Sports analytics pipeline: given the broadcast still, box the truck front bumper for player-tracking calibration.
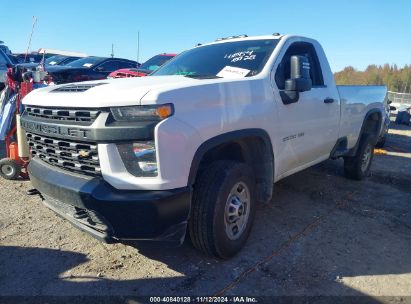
[28,158,191,245]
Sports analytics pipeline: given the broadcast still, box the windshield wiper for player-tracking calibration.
[184,74,222,79]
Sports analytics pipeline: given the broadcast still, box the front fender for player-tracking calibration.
[155,117,203,188]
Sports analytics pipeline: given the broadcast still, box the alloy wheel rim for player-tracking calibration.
[361,144,372,172]
[224,181,251,241]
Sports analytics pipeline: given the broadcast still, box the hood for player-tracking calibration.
[22,75,204,108]
[46,66,96,84]
[46,65,85,73]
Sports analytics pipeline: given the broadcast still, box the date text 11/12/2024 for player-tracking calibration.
[149,296,258,303]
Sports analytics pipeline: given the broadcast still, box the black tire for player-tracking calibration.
[344,135,374,180]
[375,134,386,148]
[0,158,21,180]
[189,160,256,259]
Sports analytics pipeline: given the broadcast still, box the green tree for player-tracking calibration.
[334,64,411,92]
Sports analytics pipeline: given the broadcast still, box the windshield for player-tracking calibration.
[45,55,66,65]
[7,55,18,64]
[140,55,174,71]
[0,45,11,55]
[66,57,105,68]
[153,39,278,78]
[0,49,11,64]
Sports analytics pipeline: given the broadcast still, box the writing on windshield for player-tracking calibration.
[153,39,278,78]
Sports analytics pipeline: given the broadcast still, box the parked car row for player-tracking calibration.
[16,54,86,70]
[24,53,175,84]
[1,38,176,87]
[0,49,13,90]
[108,53,176,78]
[1,50,175,87]
[43,56,138,84]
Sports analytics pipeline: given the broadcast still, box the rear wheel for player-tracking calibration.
[344,135,374,180]
[189,160,256,259]
[375,134,386,148]
[0,158,21,180]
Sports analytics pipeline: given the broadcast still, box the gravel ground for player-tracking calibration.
[0,123,410,301]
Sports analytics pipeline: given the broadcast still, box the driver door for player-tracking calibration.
[271,41,340,177]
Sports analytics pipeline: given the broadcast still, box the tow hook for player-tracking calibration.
[26,188,40,196]
[26,188,44,200]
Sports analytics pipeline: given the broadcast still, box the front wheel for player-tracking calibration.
[189,161,256,259]
[344,135,375,180]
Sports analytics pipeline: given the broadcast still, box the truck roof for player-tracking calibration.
[200,34,284,47]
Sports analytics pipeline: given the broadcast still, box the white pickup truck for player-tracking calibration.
[20,34,387,258]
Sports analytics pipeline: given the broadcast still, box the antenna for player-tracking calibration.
[137,31,140,64]
[111,43,114,58]
[25,16,38,63]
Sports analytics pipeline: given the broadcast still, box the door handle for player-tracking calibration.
[324,98,335,104]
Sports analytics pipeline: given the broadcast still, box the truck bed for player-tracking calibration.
[337,85,387,148]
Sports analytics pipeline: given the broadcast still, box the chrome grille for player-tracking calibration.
[25,106,100,123]
[26,133,101,176]
[52,83,107,92]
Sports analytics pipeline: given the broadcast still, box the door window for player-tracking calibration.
[275,42,324,90]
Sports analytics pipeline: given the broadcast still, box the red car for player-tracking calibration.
[108,53,176,78]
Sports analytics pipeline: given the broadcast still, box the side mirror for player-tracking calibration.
[96,66,104,72]
[280,55,313,104]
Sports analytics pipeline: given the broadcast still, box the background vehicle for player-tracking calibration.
[21,34,386,259]
[390,102,411,115]
[0,49,13,90]
[7,55,19,65]
[0,41,12,55]
[15,55,84,72]
[13,53,46,64]
[47,56,138,84]
[395,105,411,125]
[108,53,175,78]
[45,55,83,66]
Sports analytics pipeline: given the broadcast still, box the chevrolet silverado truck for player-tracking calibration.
[21,34,387,258]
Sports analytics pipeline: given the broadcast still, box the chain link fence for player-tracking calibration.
[388,91,411,105]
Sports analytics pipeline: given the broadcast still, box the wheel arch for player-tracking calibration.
[347,108,383,157]
[187,129,274,204]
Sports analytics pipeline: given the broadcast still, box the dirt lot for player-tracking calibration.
[1,123,410,301]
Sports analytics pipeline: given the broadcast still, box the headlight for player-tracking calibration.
[111,104,174,121]
[117,141,158,177]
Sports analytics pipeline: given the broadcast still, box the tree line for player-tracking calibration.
[334,64,411,93]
